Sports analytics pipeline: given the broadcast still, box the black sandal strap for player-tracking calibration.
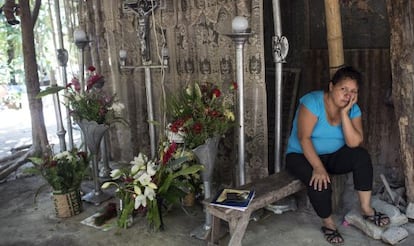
[321,226,344,244]
[363,209,390,227]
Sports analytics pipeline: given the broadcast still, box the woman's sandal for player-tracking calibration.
[363,209,390,227]
[321,226,344,245]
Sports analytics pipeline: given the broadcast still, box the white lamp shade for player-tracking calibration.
[119,49,127,59]
[232,16,249,33]
[74,29,87,42]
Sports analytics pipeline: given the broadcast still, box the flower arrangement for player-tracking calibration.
[102,142,203,230]
[28,148,89,193]
[167,82,236,149]
[37,66,126,125]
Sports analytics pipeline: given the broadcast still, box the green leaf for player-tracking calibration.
[36,86,66,98]
[158,174,174,195]
[172,164,204,179]
[168,156,190,167]
[28,157,44,165]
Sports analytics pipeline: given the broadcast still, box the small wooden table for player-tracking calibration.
[205,171,305,246]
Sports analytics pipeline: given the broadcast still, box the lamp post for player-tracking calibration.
[74,29,89,94]
[53,52,67,152]
[54,0,72,150]
[226,16,252,187]
[74,28,89,155]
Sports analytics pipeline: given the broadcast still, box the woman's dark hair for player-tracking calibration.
[331,66,362,87]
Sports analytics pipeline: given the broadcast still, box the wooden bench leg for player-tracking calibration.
[210,215,221,245]
[228,212,251,246]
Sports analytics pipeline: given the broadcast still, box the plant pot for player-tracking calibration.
[182,192,195,207]
[52,189,82,218]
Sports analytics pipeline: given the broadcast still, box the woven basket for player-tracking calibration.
[52,189,82,218]
[182,192,195,207]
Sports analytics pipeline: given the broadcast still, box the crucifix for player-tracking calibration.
[122,0,167,159]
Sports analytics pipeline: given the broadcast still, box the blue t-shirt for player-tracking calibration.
[286,90,361,155]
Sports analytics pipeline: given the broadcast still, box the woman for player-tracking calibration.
[285,66,390,244]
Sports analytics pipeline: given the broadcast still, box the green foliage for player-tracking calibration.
[167,82,236,149]
[0,2,56,85]
[28,148,90,193]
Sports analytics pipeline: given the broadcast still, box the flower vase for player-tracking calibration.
[190,136,220,238]
[52,188,82,218]
[77,119,112,205]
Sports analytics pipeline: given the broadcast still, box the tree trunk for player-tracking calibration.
[19,0,49,156]
[386,0,414,205]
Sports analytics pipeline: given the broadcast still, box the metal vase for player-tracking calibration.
[190,136,220,239]
[77,119,112,205]
[77,119,108,155]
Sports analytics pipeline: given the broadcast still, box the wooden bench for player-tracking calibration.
[205,170,305,246]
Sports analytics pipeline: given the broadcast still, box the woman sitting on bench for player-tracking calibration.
[285,66,390,244]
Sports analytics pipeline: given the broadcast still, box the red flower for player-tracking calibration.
[87,74,104,90]
[212,88,221,98]
[162,142,178,164]
[170,118,187,133]
[124,177,134,183]
[88,66,96,72]
[208,110,220,117]
[71,77,81,92]
[192,122,203,134]
[77,151,88,160]
[230,81,238,90]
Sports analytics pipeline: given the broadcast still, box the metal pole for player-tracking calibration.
[99,135,111,178]
[144,67,156,159]
[226,33,251,186]
[78,47,87,153]
[235,41,246,186]
[50,72,66,152]
[54,0,73,149]
[272,0,289,173]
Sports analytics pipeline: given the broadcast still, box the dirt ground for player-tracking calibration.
[2,172,413,246]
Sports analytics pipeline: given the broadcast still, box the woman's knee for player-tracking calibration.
[307,186,333,218]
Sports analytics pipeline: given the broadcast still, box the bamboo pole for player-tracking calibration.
[324,0,344,77]
[324,0,345,212]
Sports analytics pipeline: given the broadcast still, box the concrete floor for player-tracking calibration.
[2,174,413,246]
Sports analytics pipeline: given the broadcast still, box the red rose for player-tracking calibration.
[87,75,104,90]
[209,110,220,117]
[212,88,221,98]
[71,77,81,92]
[192,122,203,134]
[230,81,238,90]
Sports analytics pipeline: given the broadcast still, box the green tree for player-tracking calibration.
[0,0,49,180]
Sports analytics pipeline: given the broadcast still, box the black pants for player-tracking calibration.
[286,146,373,218]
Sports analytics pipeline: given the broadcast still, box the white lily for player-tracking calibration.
[138,172,152,186]
[147,182,157,190]
[146,160,157,176]
[134,185,142,195]
[144,186,156,201]
[134,194,147,209]
[132,170,145,180]
[110,169,122,179]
